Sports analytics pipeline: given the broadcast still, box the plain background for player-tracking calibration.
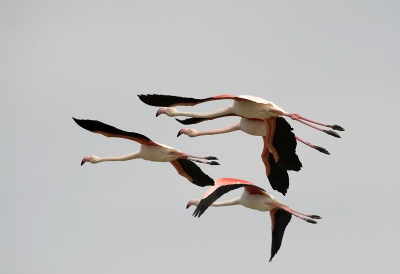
[1,1,399,273]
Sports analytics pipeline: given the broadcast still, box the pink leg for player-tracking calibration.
[288,113,344,138]
[269,108,344,138]
[288,114,341,138]
[266,203,321,224]
[292,114,344,131]
[286,207,321,219]
[295,136,330,155]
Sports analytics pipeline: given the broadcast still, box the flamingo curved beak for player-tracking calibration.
[81,156,90,166]
[156,107,167,117]
[177,129,183,137]
[186,199,196,209]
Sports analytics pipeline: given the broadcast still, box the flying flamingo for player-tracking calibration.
[186,177,321,261]
[177,117,330,155]
[73,118,219,187]
[177,117,330,195]
[138,94,344,173]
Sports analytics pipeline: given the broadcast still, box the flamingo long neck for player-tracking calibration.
[195,123,240,136]
[174,105,233,118]
[99,151,141,162]
[210,197,240,207]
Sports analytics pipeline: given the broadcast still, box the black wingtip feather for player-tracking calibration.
[175,117,209,125]
[267,153,289,196]
[73,117,153,142]
[138,94,204,107]
[270,209,292,262]
[177,159,215,187]
[273,118,302,172]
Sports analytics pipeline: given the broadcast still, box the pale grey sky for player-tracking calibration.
[1,1,399,273]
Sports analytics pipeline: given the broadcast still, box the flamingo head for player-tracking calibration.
[156,107,178,117]
[186,199,200,209]
[81,155,101,165]
[177,128,198,137]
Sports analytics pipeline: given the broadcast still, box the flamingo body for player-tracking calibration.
[137,144,181,162]
[230,97,282,119]
[238,118,266,136]
[239,190,277,211]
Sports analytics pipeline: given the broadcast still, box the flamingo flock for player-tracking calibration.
[74,93,344,262]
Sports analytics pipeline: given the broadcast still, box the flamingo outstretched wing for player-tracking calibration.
[73,118,157,146]
[138,94,241,107]
[191,178,265,218]
[261,117,302,195]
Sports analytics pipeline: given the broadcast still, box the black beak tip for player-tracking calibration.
[81,160,85,166]
[177,131,182,137]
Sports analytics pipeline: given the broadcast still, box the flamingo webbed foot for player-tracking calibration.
[209,161,220,165]
[313,146,330,155]
[309,215,321,219]
[306,219,317,224]
[330,124,345,131]
[205,156,218,160]
[323,130,341,138]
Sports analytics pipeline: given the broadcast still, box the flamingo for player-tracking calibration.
[177,117,330,195]
[177,117,330,155]
[138,94,344,169]
[73,118,219,187]
[186,177,321,261]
